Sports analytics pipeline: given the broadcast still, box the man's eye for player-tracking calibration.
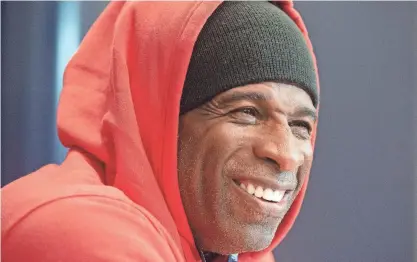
[238,107,258,116]
[289,120,312,139]
[229,107,259,124]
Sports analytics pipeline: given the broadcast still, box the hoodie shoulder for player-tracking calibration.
[1,192,184,262]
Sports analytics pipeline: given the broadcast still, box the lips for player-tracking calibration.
[230,181,290,220]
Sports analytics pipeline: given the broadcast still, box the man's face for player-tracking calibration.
[177,82,316,255]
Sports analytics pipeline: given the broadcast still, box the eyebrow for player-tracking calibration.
[218,91,317,122]
[293,106,317,122]
[218,91,271,105]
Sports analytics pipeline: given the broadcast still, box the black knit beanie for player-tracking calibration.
[180,1,318,115]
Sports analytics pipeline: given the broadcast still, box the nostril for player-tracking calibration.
[265,157,277,165]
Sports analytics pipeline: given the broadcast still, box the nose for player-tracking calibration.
[253,129,303,171]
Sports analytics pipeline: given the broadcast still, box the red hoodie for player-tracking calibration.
[1,1,319,261]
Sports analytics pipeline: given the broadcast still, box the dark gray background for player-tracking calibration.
[274,2,417,262]
[2,2,416,261]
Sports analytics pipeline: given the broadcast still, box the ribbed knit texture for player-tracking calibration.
[180,1,318,114]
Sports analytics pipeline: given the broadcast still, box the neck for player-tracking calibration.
[198,249,238,262]
[198,249,217,262]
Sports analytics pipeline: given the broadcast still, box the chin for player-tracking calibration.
[201,224,277,255]
[239,227,276,253]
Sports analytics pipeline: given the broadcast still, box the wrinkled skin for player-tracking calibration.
[178,82,316,255]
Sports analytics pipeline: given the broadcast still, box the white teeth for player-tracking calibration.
[239,182,286,203]
[272,190,285,202]
[262,188,274,201]
[247,183,255,195]
[254,186,264,198]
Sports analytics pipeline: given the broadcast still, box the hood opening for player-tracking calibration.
[57,1,319,261]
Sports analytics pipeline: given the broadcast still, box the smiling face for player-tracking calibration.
[177,82,316,255]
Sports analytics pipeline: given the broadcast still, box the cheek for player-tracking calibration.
[291,141,313,198]
[177,122,240,236]
[177,122,231,197]
[294,138,314,163]
[298,158,312,184]
[198,126,237,188]
[303,141,314,158]
[293,150,313,199]
[177,121,202,195]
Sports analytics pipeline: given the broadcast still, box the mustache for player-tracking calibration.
[274,171,298,185]
[230,163,298,186]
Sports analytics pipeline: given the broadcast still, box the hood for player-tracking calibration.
[57,1,320,261]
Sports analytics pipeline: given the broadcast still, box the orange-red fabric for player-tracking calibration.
[1,1,320,262]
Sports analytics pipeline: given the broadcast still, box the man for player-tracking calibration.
[2,1,319,262]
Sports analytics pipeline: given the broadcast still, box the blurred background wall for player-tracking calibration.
[1,2,416,261]
[2,1,107,184]
[274,2,417,262]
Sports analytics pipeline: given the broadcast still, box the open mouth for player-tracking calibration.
[233,179,290,203]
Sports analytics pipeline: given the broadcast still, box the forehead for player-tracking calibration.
[216,82,315,109]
